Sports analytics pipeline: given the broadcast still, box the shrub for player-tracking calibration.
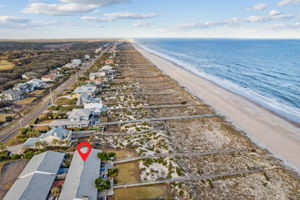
[95,178,110,191]
[0,150,11,161]
[5,116,13,122]
[11,154,21,160]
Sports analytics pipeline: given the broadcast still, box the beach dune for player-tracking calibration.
[133,43,300,172]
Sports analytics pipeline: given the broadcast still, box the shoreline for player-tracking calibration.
[133,42,300,172]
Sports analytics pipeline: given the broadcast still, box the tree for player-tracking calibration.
[34,141,42,149]
[52,139,59,146]
[51,187,60,199]
[5,116,13,122]
[95,177,110,191]
[0,142,6,151]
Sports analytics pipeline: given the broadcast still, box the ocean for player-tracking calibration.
[136,38,300,124]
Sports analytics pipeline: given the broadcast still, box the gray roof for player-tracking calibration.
[49,119,90,128]
[76,93,98,106]
[40,127,69,140]
[4,151,65,200]
[68,109,92,119]
[59,149,101,200]
[73,86,96,94]
[23,137,40,147]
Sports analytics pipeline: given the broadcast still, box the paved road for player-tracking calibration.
[113,168,262,189]
[0,46,110,142]
[113,148,245,164]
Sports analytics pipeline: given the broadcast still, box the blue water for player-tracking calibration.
[136,39,300,124]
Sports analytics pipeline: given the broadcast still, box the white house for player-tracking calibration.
[0,89,23,102]
[27,78,48,89]
[72,59,82,66]
[76,93,99,106]
[73,86,97,95]
[84,55,91,60]
[68,109,92,122]
[89,72,105,80]
[22,72,38,80]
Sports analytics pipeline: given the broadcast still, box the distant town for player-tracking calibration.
[0,40,299,200]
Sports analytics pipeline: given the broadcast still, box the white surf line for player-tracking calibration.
[18,171,56,179]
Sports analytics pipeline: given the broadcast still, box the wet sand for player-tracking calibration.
[133,42,300,172]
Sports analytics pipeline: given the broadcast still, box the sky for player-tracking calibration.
[0,0,300,39]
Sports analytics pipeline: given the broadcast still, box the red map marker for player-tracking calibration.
[77,142,92,162]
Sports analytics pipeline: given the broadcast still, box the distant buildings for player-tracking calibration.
[72,59,82,66]
[105,59,113,65]
[84,55,91,60]
[59,148,101,200]
[41,74,57,82]
[22,72,38,80]
[0,89,23,102]
[4,151,65,200]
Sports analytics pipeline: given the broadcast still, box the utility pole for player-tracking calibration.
[49,87,54,105]
[75,69,78,82]
[19,120,22,128]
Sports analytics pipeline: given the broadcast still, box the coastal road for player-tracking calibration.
[0,46,111,143]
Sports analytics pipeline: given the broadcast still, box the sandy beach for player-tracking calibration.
[133,42,300,172]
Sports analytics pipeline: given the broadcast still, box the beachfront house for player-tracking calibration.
[0,89,23,102]
[58,149,102,200]
[22,127,73,149]
[49,109,94,128]
[4,151,65,200]
[85,78,104,87]
[76,93,98,106]
[73,85,97,96]
[89,72,106,80]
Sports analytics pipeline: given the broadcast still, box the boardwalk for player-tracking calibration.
[109,104,194,111]
[98,113,217,126]
[113,148,245,164]
[114,168,261,189]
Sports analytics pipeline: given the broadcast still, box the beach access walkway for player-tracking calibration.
[97,113,218,126]
[113,148,246,164]
[113,168,262,189]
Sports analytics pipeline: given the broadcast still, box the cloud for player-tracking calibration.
[271,22,300,29]
[269,10,281,16]
[23,3,98,15]
[0,4,5,8]
[134,21,153,27]
[23,0,129,16]
[278,0,300,6]
[81,16,111,22]
[60,0,129,6]
[103,12,157,19]
[82,12,157,22]
[247,3,268,11]
[0,16,56,28]
[178,12,295,30]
